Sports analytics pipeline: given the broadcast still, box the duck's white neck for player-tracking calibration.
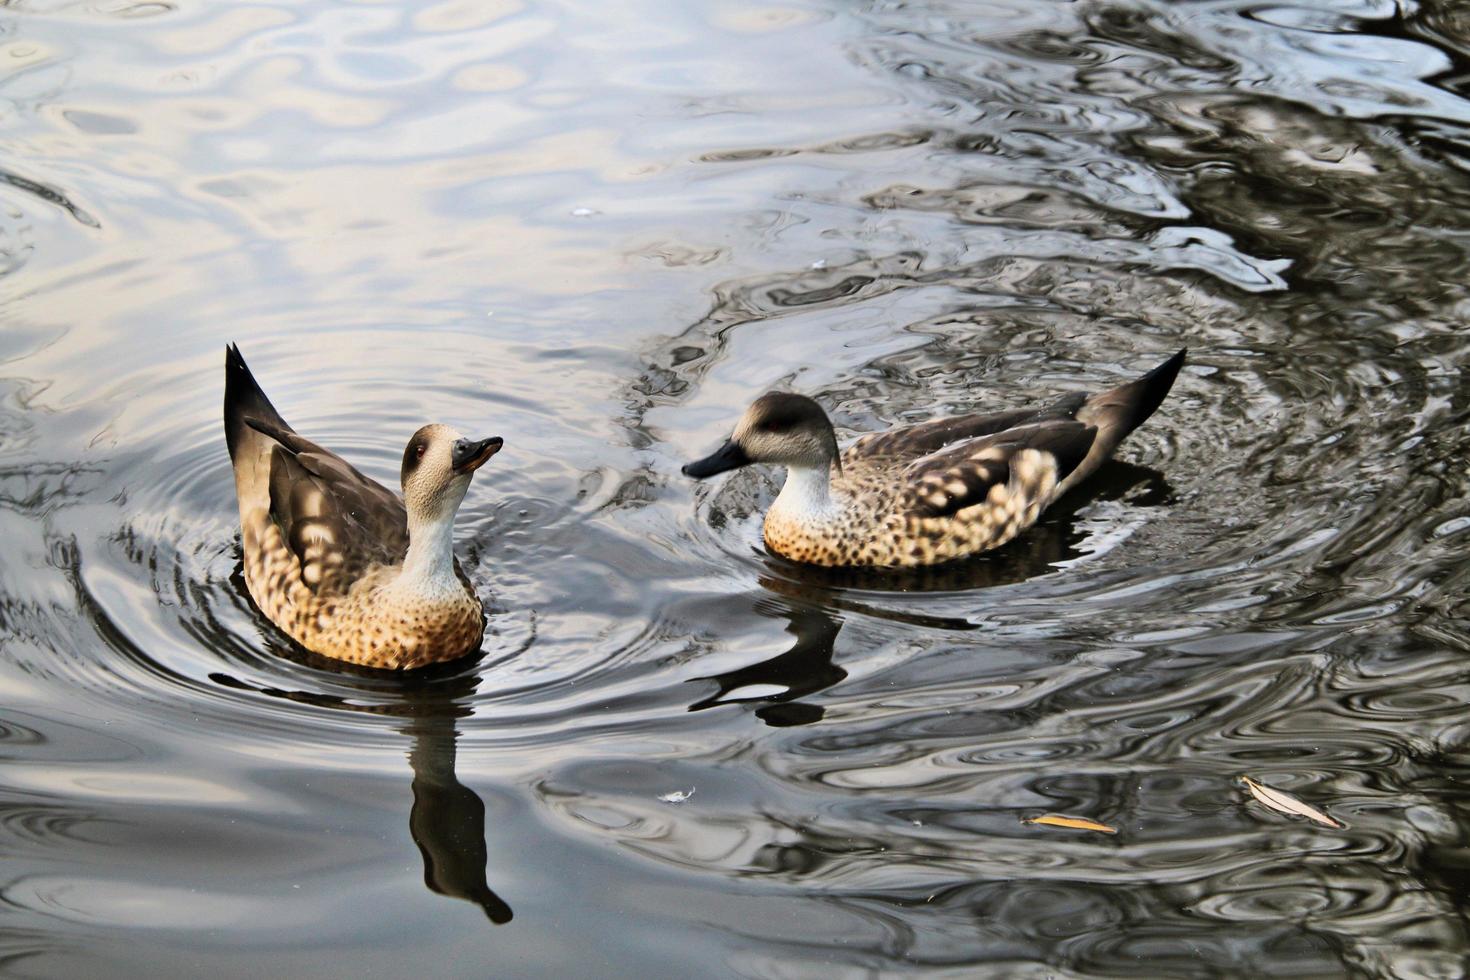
[395,512,462,599]
[772,462,840,524]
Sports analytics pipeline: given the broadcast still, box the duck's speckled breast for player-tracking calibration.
[763,449,1062,568]
[241,507,483,669]
[763,459,893,566]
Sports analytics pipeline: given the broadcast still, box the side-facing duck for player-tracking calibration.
[223,344,501,669]
[682,349,1185,568]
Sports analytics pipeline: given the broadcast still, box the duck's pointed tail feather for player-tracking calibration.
[224,344,290,462]
[1077,348,1186,447]
[1053,348,1184,495]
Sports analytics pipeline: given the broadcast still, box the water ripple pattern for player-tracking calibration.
[0,0,1468,977]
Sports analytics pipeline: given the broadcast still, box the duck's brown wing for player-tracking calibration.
[898,420,1097,519]
[848,394,1087,463]
[247,416,409,594]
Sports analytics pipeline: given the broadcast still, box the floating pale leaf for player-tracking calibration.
[1240,776,1344,829]
[1023,813,1117,834]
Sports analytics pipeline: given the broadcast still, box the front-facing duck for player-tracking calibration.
[682,349,1185,568]
[224,344,501,669]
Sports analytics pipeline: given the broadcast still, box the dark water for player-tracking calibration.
[2,0,1470,976]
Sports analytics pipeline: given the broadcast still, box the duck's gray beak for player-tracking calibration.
[452,436,503,474]
[682,439,750,479]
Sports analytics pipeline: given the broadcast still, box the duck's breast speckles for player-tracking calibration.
[240,511,482,669]
[761,446,1070,568]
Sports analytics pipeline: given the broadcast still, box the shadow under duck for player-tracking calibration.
[224,345,501,669]
[682,349,1185,568]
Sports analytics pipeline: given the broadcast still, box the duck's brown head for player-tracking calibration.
[682,392,838,479]
[400,423,502,523]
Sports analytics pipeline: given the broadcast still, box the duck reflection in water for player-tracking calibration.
[689,597,847,727]
[399,673,512,924]
[211,658,511,924]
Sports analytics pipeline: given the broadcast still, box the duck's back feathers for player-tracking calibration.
[243,414,326,459]
[850,407,1051,462]
[246,413,407,558]
[853,349,1185,493]
[265,440,408,594]
[228,364,411,593]
[898,420,1097,519]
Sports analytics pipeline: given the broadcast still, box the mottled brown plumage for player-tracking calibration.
[224,345,501,669]
[683,350,1186,568]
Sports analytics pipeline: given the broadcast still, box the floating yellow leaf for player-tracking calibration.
[1240,776,1344,829]
[1023,813,1117,834]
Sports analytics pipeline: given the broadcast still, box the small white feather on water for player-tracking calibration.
[1240,775,1344,829]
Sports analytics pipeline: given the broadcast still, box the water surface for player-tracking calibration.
[3,0,1470,976]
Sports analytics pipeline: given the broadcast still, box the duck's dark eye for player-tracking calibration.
[758,418,787,433]
[401,438,430,483]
